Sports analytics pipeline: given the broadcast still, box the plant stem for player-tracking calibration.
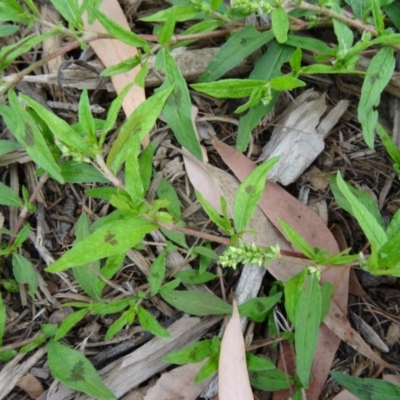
[94,154,125,189]
[296,1,378,36]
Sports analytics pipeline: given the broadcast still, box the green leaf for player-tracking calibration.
[331,371,400,400]
[289,47,302,72]
[237,41,293,152]
[331,3,354,54]
[0,24,19,38]
[149,252,166,296]
[105,309,133,340]
[194,350,219,382]
[46,216,157,273]
[0,182,22,207]
[295,272,321,387]
[384,2,400,31]
[137,306,170,338]
[269,76,306,91]
[13,223,30,249]
[371,0,385,36]
[330,174,385,230]
[173,19,223,48]
[284,269,308,325]
[160,222,188,248]
[12,253,38,299]
[92,8,149,49]
[100,56,141,77]
[47,340,115,400]
[174,270,217,284]
[0,292,5,346]
[157,13,175,45]
[78,89,96,140]
[140,5,199,22]
[163,339,215,364]
[196,191,232,234]
[73,213,102,299]
[358,47,395,148]
[233,158,279,232]
[346,0,371,20]
[279,220,314,259]
[100,83,133,146]
[239,293,282,322]
[97,254,125,293]
[285,35,334,55]
[378,227,400,270]
[20,93,93,158]
[55,308,89,341]
[155,49,203,160]
[387,208,400,239]
[59,161,108,183]
[336,172,387,252]
[125,135,144,203]
[92,298,132,315]
[191,79,266,99]
[135,59,148,87]
[246,352,276,371]
[139,142,155,193]
[192,246,218,260]
[0,350,17,361]
[0,139,21,156]
[0,0,33,24]
[107,85,174,172]
[0,32,54,70]
[157,178,181,219]
[300,64,361,74]
[2,94,63,183]
[271,7,288,43]
[250,368,293,391]
[161,290,232,316]
[51,0,82,28]
[198,26,274,83]
[376,123,400,173]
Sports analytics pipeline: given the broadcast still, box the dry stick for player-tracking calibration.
[296,2,378,37]
[8,173,49,247]
[0,31,113,96]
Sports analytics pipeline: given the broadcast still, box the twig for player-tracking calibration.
[8,173,49,247]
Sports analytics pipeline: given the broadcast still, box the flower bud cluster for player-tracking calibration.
[219,242,280,269]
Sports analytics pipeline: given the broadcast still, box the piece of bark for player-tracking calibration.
[0,347,47,400]
[258,89,349,185]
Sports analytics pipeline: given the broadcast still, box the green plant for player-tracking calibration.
[1,0,400,398]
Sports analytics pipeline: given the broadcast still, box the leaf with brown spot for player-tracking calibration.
[46,216,156,273]
[47,340,115,400]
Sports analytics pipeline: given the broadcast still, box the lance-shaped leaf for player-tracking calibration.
[47,340,115,400]
[198,26,274,83]
[46,216,157,272]
[358,47,395,148]
[233,157,279,232]
[155,49,203,160]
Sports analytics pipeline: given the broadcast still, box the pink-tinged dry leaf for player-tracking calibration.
[219,300,253,400]
[82,0,147,143]
[144,362,212,400]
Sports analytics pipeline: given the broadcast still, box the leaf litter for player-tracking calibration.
[2,1,400,400]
